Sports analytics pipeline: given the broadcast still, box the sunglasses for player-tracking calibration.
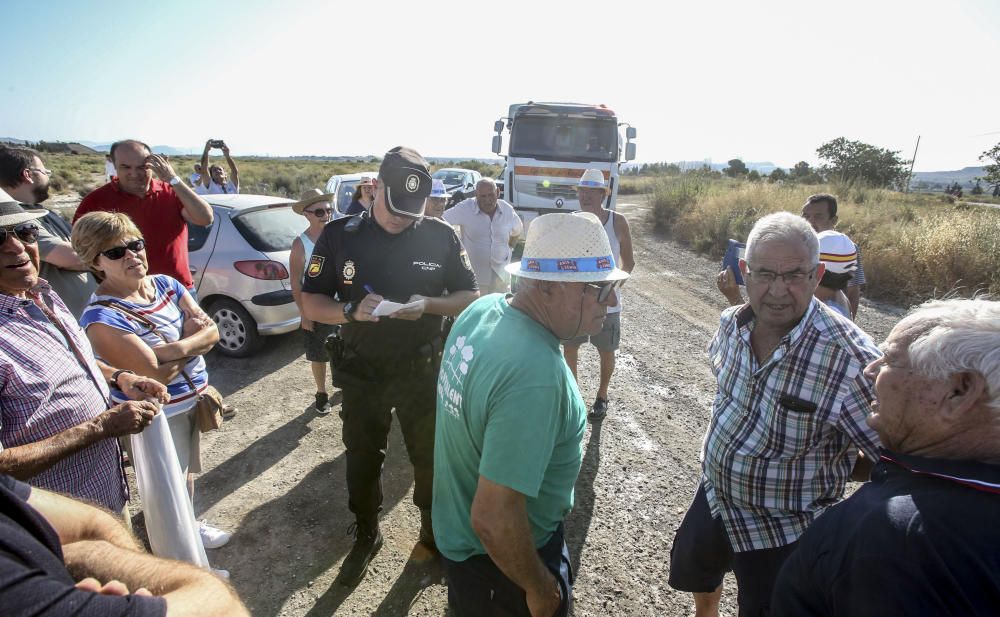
[584,279,623,303]
[101,239,146,260]
[0,223,40,245]
[306,207,333,217]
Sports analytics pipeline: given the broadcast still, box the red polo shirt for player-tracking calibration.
[74,178,194,288]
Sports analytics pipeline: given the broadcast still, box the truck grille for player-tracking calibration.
[533,183,578,200]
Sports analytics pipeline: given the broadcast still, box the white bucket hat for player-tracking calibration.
[505,212,630,282]
[817,230,858,274]
[577,168,609,192]
[429,179,449,200]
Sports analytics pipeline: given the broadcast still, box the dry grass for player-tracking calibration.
[650,177,1000,305]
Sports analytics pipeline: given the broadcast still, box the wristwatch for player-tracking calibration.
[168,176,182,186]
[111,369,135,389]
[343,301,357,323]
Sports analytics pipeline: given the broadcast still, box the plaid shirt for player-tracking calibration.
[0,281,127,512]
[701,298,881,552]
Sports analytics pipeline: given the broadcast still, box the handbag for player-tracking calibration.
[95,299,225,432]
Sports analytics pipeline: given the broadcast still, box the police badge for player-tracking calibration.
[343,260,356,284]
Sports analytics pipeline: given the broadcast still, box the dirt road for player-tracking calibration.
[185,197,902,616]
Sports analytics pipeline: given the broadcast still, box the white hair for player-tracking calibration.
[900,298,1000,411]
[745,212,819,265]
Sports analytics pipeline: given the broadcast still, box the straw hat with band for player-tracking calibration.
[428,179,449,200]
[817,230,858,274]
[506,212,629,283]
[0,192,47,229]
[357,175,377,188]
[292,188,335,215]
[577,168,610,193]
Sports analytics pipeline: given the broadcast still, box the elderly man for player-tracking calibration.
[0,473,248,615]
[0,147,97,317]
[562,169,635,421]
[434,212,628,616]
[800,194,865,317]
[74,140,213,292]
[198,139,240,194]
[773,298,1000,616]
[443,177,522,294]
[668,212,882,617]
[0,198,167,514]
[424,179,449,219]
[302,147,479,587]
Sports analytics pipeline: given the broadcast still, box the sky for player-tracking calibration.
[3,0,999,171]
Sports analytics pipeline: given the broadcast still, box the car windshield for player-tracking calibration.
[433,170,466,185]
[336,180,361,213]
[510,116,618,162]
[231,206,305,252]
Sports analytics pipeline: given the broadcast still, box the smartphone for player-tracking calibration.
[210,139,224,148]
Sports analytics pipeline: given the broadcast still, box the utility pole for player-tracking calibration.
[905,135,920,193]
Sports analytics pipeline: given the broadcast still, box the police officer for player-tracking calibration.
[301,146,479,587]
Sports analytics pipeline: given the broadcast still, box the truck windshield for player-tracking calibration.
[509,116,618,163]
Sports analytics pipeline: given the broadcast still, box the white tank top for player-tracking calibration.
[603,211,623,314]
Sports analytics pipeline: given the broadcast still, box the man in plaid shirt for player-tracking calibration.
[668,212,882,617]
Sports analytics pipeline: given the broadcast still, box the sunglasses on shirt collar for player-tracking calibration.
[0,223,40,245]
[101,239,146,260]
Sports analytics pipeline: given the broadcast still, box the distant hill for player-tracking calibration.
[910,166,986,189]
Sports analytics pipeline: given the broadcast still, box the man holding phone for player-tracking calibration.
[199,139,240,194]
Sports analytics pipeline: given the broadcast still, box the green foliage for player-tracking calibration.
[723,159,748,177]
[747,170,761,182]
[633,162,682,176]
[649,178,709,231]
[979,142,1000,193]
[768,168,788,183]
[816,137,909,189]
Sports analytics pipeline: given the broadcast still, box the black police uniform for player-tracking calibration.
[301,210,477,525]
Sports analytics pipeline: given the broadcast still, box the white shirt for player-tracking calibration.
[205,180,238,194]
[444,198,523,293]
[104,160,116,182]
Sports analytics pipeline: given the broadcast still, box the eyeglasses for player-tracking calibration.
[101,239,146,260]
[306,208,333,217]
[584,279,623,303]
[0,223,40,245]
[745,267,817,286]
[28,167,52,176]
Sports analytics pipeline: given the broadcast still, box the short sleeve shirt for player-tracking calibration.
[442,199,522,290]
[433,294,586,561]
[24,206,96,318]
[300,213,478,358]
[0,475,167,616]
[74,179,194,288]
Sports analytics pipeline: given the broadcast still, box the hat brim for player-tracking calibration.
[292,193,334,215]
[0,206,48,227]
[504,261,630,283]
[385,186,425,219]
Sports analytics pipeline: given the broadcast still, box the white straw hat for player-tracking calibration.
[0,192,47,227]
[505,212,630,282]
[429,179,449,200]
[577,168,609,191]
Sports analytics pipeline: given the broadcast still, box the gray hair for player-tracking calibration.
[745,211,819,265]
[899,298,1000,411]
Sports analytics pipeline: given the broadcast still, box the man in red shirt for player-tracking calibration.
[73,140,213,290]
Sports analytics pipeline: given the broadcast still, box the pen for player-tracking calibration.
[364,284,375,295]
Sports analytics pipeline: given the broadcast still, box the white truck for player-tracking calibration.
[491,101,636,231]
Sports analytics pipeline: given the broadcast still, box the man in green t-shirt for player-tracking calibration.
[433,212,630,617]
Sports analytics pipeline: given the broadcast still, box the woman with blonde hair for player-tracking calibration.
[71,211,233,555]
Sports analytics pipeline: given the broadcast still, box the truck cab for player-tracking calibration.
[492,102,636,231]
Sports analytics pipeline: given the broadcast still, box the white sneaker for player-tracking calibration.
[199,521,232,549]
[211,568,230,579]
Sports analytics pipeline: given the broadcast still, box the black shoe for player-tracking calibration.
[315,392,330,415]
[418,508,437,551]
[588,397,609,422]
[338,520,383,587]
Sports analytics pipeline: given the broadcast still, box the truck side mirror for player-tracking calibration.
[625,142,636,162]
[492,135,503,155]
[626,127,637,140]
[494,120,505,133]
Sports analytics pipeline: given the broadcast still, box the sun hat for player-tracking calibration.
[817,230,858,274]
[428,179,449,200]
[577,168,609,192]
[0,190,47,228]
[379,146,432,219]
[292,188,334,215]
[358,175,376,188]
[505,212,630,282]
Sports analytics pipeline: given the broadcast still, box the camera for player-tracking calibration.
[209,139,225,148]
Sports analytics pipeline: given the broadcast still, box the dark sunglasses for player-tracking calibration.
[101,239,146,260]
[0,223,39,245]
[585,279,623,303]
[306,207,333,217]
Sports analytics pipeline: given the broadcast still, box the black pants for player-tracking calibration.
[443,523,573,617]
[668,484,799,617]
[339,364,437,521]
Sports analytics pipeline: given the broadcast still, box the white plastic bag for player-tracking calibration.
[130,411,210,567]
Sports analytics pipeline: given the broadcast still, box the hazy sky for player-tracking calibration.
[4,0,998,171]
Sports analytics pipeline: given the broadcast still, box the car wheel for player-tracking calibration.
[209,298,262,358]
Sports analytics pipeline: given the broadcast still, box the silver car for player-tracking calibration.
[324,171,379,215]
[188,194,307,357]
